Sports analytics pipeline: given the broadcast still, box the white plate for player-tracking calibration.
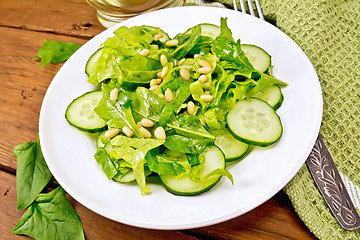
[39,6,322,230]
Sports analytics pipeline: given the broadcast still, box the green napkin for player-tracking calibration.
[186,0,360,239]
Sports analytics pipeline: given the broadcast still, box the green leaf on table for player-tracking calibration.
[34,40,81,66]
[12,187,85,240]
[13,136,52,210]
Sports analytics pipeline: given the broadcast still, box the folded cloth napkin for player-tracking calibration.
[186,0,360,239]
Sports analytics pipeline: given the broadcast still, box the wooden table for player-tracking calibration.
[0,0,317,239]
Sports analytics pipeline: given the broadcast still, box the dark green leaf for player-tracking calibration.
[145,149,186,176]
[186,154,200,167]
[34,40,81,66]
[12,187,85,240]
[211,18,253,69]
[95,81,142,137]
[171,25,201,59]
[13,137,52,210]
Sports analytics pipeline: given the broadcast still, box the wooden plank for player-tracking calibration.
[0,26,88,171]
[0,0,105,39]
[0,170,198,240]
[192,191,316,240]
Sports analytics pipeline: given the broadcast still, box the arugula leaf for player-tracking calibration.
[13,137,52,210]
[95,81,142,137]
[171,25,201,59]
[34,40,81,66]
[106,135,165,195]
[12,187,85,240]
[212,18,253,69]
[145,149,186,176]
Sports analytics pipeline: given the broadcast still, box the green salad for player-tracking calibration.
[65,18,287,195]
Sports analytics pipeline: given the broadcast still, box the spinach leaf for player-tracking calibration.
[106,135,165,195]
[131,87,214,140]
[13,137,52,210]
[212,18,253,69]
[34,40,81,66]
[12,187,85,240]
[145,149,186,176]
[171,25,201,59]
[95,81,142,137]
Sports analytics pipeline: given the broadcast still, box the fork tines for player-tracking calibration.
[233,0,264,20]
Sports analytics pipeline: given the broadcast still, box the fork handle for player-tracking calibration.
[306,134,360,230]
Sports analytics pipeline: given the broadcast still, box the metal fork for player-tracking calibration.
[233,0,360,230]
[233,0,264,20]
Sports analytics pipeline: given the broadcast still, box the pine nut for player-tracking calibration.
[158,93,165,99]
[199,59,211,68]
[160,66,168,79]
[110,88,119,101]
[164,88,173,102]
[105,128,120,139]
[140,49,150,56]
[149,85,159,91]
[187,101,195,115]
[154,127,166,140]
[200,94,213,103]
[177,58,185,66]
[160,54,168,67]
[157,71,162,78]
[180,68,191,80]
[202,81,211,89]
[150,78,162,87]
[165,39,179,47]
[139,126,152,138]
[198,74,208,82]
[141,118,154,128]
[194,54,202,58]
[122,126,133,137]
[137,121,142,128]
[215,56,220,62]
[204,91,210,95]
[153,34,163,41]
[197,66,212,74]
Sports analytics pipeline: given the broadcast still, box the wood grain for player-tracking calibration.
[0,171,197,240]
[0,0,105,39]
[0,26,87,171]
[192,192,316,240]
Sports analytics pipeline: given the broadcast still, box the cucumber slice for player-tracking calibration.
[160,145,225,196]
[241,44,271,73]
[85,48,103,76]
[215,129,250,162]
[227,98,282,147]
[251,85,284,110]
[65,90,107,133]
[113,170,136,183]
[199,23,220,39]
